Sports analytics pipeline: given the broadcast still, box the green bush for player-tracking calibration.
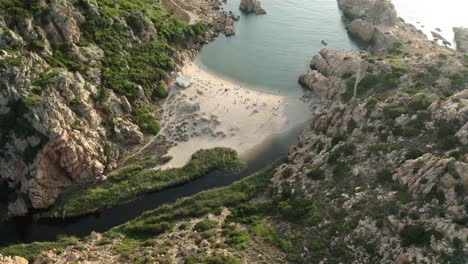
[152,82,169,99]
[383,105,406,119]
[193,219,217,232]
[307,166,325,180]
[21,94,43,107]
[368,144,390,155]
[376,169,393,184]
[404,147,425,160]
[132,104,160,135]
[400,225,442,246]
[203,254,240,264]
[126,13,145,34]
[281,168,293,178]
[28,39,46,51]
[408,95,431,112]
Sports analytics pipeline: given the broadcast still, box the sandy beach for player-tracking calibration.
[158,63,311,169]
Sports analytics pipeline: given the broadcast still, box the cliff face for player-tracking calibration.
[338,0,400,49]
[286,2,468,261]
[0,0,223,218]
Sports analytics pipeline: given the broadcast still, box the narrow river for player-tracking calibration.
[0,124,305,246]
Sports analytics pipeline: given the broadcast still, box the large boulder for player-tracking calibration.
[239,0,266,15]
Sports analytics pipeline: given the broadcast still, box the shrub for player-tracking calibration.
[383,105,406,119]
[331,134,348,146]
[368,144,390,155]
[152,82,169,99]
[203,254,240,264]
[404,147,425,160]
[333,162,351,179]
[132,104,160,135]
[126,13,145,34]
[21,94,43,107]
[29,39,46,51]
[408,95,431,112]
[281,168,293,178]
[395,190,411,203]
[376,169,393,184]
[400,225,442,246]
[307,166,325,180]
[193,219,217,232]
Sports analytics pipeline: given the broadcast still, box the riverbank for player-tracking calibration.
[158,62,311,169]
[39,148,243,219]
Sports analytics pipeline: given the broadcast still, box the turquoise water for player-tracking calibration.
[195,0,359,95]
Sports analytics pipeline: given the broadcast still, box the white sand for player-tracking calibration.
[158,63,311,169]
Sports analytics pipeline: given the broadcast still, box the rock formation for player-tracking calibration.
[0,255,28,264]
[239,0,266,15]
[338,0,399,49]
[0,0,227,218]
[454,27,468,53]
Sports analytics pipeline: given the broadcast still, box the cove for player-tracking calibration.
[0,123,305,246]
[196,0,359,95]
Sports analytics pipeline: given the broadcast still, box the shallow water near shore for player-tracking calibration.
[196,0,359,96]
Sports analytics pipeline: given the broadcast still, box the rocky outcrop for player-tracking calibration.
[0,255,28,264]
[338,0,399,49]
[287,35,467,261]
[239,0,266,15]
[224,17,235,36]
[299,49,368,101]
[454,27,468,53]
[0,0,226,218]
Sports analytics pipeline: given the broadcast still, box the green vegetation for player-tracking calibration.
[328,143,356,163]
[202,254,240,264]
[43,148,244,218]
[343,65,407,102]
[0,236,79,262]
[281,167,293,178]
[306,165,325,180]
[222,223,249,250]
[1,0,209,135]
[21,94,43,107]
[131,104,160,135]
[193,219,218,232]
[400,225,442,246]
[1,159,278,261]
[404,147,425,160]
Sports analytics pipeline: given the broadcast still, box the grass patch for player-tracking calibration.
[0,236,78,262]
[43,148,244,219]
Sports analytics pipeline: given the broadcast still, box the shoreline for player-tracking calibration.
[158,62,311,169]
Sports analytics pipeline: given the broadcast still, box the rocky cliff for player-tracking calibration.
[0,0,226,219]
[338,0,402,50]
[290,2,468,261]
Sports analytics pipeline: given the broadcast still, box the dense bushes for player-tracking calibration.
[307,166,325,180]
[132,104,160,135]
[400,225,442,246]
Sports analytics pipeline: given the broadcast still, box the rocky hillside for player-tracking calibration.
[0,0,229,219]
[0,0,466,263]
